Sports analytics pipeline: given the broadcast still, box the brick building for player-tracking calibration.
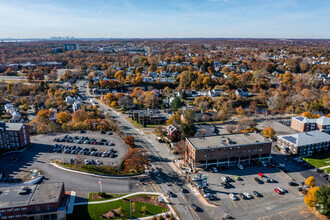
[0,183,67,220]
[0,121,30,150]
[185,133,272,172]
[291,116,330,133]
[131,110,165,126]
[277,130,330,156]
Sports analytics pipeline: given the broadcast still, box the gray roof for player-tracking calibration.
[0,183,64,209]
[5,123,25,131]
[316,116,330,126]
[292,116,317,124]
[278,130,330,147]
[187,133,270,150]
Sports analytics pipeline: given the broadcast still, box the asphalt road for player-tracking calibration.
[78,80,215,220]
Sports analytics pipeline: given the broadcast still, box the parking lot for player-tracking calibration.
[191,163,310,220]
[32,131,128,166]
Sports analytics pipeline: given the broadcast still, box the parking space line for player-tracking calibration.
[230,199,238,208]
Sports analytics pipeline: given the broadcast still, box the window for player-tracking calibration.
[36,206,40,211]
[13,208,20,211]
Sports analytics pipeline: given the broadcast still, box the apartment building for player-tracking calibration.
[291,116,330,133]
[277,130,330,156]
[0,121,30,150]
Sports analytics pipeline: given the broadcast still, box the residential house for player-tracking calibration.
[167,124,181,140]
[235,88,252,97]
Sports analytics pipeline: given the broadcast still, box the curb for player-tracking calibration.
[50,162,148,179]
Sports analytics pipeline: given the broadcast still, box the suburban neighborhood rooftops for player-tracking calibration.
[278,130,330,147]
[187,133,270,150]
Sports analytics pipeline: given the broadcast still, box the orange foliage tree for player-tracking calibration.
[124,135,135,148]
[305,176,316,188]
[123,148,150,173]
[304,187,320,208]
[56,112,72,124]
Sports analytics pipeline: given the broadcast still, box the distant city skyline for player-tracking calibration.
[0,0,329,39]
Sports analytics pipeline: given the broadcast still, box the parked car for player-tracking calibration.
[254,177,262,184]
[289,182,298,186]
[221,176,227,182]
[240,193,247,199]
[229,193,237,201]
[274,188,281,194]
[258,173,264,177]
[237,164,244,170]
[84,159,90,165]
[234,175,242,181]
[96,159,102,165]
[277,187,286,193]
[261,161,267,167]
[211,167,218,173]
[253,191,262,197]
[106,132,112,135]
[243,192,251,199]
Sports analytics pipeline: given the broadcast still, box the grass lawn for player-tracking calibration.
[303,152,330,169]
[69,195,167,220]
[89,193,128,202]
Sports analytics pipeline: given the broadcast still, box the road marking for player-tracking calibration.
[180,193,199,220]
[230,199,238,208]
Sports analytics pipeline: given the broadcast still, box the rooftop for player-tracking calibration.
[187,132,270,150]
[0,183,64,209]
[5,123,25,131]
[278,130,330,147]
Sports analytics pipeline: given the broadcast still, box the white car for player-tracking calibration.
[96,159,102,165]
[261,161,267,167]
[243,192,251,199]
[237,164,244,170]
[277,187,286,193]
[278,163,285,168]
[84,159,90,165]
[221,176,227,182]
[212,167,218,173]
[203,193,212,198]
[229,193,237,201]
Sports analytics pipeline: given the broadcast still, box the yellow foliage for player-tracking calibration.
[305,176,315,188]
[262,126,276,138]
[304,187,319,208]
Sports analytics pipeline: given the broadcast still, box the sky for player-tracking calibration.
[0,0,329,39]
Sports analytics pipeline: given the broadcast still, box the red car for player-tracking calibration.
[258,173,264,177]
[274,188,281,194]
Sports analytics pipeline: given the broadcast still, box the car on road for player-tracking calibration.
[229,193,237,201]
[237,164,244,169]
[243,192,251,199]
[253,191,262,197]
[289,182,298,186]
[191,204,198,211]
[106,132,112,135]
[277,187,286,193]
[274,188,281,194]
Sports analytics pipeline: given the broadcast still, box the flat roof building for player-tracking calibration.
[277,130,330,156]
[0,183,67,220]
[185,133,272,172]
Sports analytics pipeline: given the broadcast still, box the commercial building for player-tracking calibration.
[0,183,67,220]
[0,121,30,150]
[291,116,330,133]
[277,130,330,156]
[185,133,272,172]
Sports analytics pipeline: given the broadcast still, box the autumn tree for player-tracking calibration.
[72,110,88,122]
[124,135,135,148]
[304,187,320,208]
[132,202,136,212]
[123,148,150,173]
[56,112,72,124]
[166,115,181,126]
[262,127,276,138]
[183,109,194,123]
[305,176,316,188]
